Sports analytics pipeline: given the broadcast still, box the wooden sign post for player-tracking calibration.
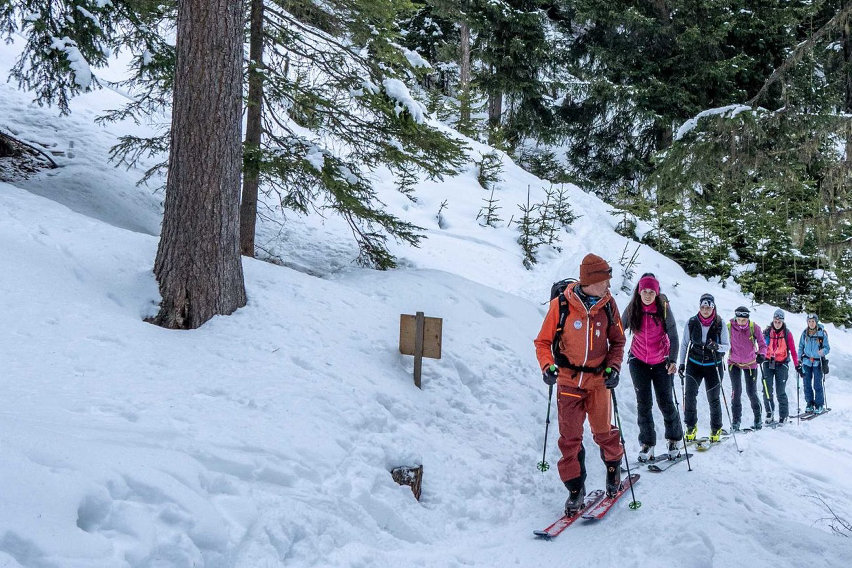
[399,312,442,388]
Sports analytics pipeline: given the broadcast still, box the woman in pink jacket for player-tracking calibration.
[622,273,682,462]
[727,306,767,431]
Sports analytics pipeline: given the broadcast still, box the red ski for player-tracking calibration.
[580,473,640,521]
[533,489,606,539]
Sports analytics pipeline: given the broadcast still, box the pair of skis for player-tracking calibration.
[647,451,693,472]
[794,407,832,421]
[534,474,640,539]
[687,435,729,452]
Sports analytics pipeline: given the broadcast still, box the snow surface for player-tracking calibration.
[2,40,852,568]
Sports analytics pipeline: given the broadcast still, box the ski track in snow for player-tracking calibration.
[2,39,852,568]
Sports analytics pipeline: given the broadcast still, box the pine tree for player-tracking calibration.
[1,1,167,114]
[13,0,469,269]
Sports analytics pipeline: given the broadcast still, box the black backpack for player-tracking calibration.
[550,278,615,373]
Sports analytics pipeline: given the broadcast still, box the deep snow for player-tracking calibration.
[1,39,851,568]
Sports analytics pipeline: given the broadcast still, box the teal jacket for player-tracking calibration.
[799,325,830,367]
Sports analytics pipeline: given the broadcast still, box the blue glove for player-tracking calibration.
[604,367,620,389]
[543,365,558,386]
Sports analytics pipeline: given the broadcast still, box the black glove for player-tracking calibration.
[542,365,558,386]
[756,354,766,364]
[604,367,620,389]
[705,339,719,352]
[795,364,803,377]
[678,364,685,379]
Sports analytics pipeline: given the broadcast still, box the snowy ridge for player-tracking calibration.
[2,42,852,567]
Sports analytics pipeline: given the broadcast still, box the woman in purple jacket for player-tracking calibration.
[727,306,768,431]
[622,274,682,462]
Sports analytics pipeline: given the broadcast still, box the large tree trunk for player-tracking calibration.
[240,0,266,257]
[459,21,471,125]
[151,0,246,329]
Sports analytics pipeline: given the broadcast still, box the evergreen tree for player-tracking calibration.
[1,1,166,114]
[7,0,468,269]
[556,0,806,198]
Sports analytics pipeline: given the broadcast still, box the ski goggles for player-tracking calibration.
[700,299,715,308]
[734,309,750,318]
[807,313,818,320]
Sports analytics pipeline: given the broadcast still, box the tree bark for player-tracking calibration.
[488,88,502,128]
[459,21,471,125]
[240,0,266,257]
[151,0,247,329]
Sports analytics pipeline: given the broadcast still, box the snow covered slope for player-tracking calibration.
[1,41,851,568]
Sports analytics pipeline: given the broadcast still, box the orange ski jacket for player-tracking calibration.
[534,282,625,389]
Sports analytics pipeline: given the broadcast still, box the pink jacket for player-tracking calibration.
[626,303,678,366]
[727,319,767,369]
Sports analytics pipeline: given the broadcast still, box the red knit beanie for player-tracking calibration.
[579,253,612,285]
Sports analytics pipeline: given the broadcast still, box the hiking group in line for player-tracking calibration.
[534,253,831,516]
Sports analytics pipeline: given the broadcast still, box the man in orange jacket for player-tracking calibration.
[534,253,626,515]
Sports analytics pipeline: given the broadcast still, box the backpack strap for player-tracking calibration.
[785,329,795,361]
[551,292,613,374]
[728,320,756,343]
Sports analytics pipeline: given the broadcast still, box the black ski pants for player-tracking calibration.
[762,361,790,420]
[730,365,762,425]
[683,361,724,432]
[629,357,683,446]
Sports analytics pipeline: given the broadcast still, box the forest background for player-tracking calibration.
[3,0,852,326]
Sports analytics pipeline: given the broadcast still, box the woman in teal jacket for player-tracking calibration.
[798,313,830,414]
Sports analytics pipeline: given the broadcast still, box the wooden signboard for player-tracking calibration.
[399,312,442,388]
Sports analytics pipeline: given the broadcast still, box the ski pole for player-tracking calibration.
[759,364,772,419]
[796,366,802,426]
[537,384,554,472]
[670,373,692,472]
[821,366,828,410]
[610,387,641,510]
[796,366,801,425]
[714,355,742,453]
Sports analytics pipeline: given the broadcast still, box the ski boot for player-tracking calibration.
[637,444,654,463]
[814,405,826,415]
[564,479,585,516]
[605,461,622,498]
[709,428,725,443]
[805,403,815,414]
[731,421,741,432]
[685,426,698,442]
[752,420,763,430]
[764,412,774,425]
[666,439,680,459]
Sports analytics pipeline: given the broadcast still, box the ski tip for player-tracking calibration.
[533,530,553,540]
